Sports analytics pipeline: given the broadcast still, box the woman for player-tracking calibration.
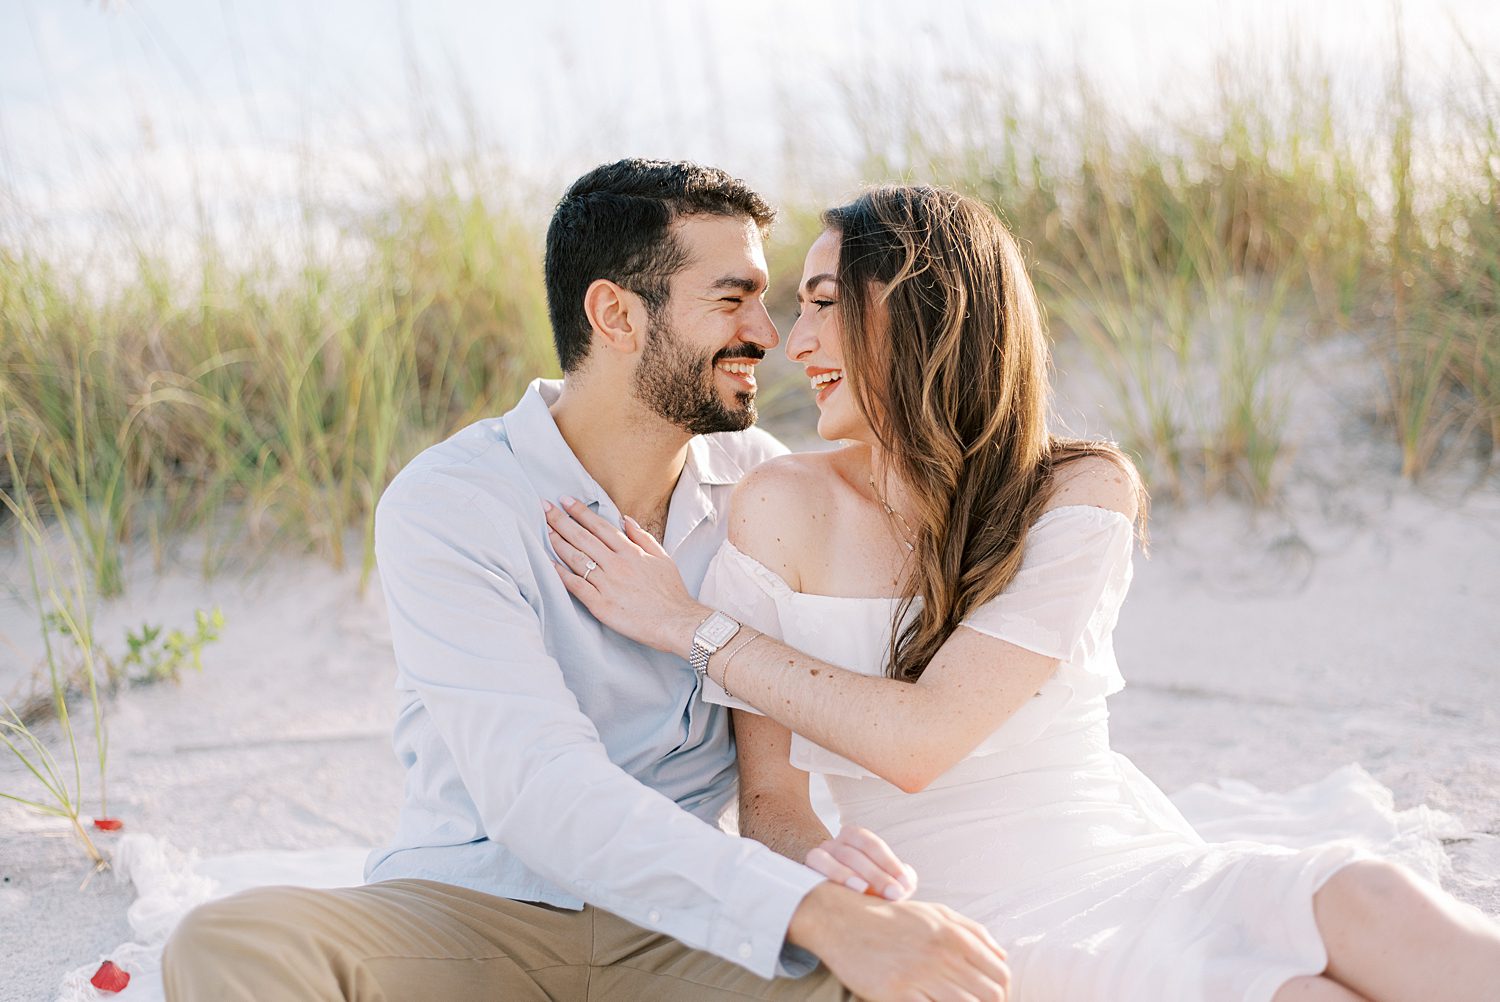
[541,185,1500,1001]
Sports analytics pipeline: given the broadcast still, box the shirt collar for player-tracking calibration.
[685,432,746,488]
[503,378,610,512]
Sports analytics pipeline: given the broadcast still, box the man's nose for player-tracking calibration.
[740,299,779,351]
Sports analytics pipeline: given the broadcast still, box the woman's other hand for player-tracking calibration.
[544,496,709,656]
[806,826,919,901]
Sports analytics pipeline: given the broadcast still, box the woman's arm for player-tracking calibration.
[734,709,830,862]
[545,495,1055,792]
[736,709,918,900]
[542,457,1134,793]
[719,621,1059,794]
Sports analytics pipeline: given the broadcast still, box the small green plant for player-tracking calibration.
[117,608,225,686]
[22,606,226,721]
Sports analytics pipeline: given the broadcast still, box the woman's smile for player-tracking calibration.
[807,366,844,405]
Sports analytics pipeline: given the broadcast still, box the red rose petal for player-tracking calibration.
[92,818,124,831]
[90,960,130,993]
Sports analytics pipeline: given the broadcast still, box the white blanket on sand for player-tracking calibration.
[57,764,1463,1002]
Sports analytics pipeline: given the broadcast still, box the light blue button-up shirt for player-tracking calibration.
[366,379,825,978]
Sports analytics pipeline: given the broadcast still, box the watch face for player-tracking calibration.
[699,611,739,647]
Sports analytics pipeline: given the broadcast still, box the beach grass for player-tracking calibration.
[1,158,556,597]
[827,37,1497,499]
[2,37,1498,605]
[0,422,112,867]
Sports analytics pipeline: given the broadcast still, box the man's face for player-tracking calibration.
[632,215,779,435]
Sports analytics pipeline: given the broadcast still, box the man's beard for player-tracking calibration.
[633,314,761,435]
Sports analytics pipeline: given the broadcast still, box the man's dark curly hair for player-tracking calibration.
[544,159,775,372]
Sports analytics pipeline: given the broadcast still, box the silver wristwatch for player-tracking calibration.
[689,610,741,679]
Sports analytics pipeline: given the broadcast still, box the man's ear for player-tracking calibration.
[582,279,648,356]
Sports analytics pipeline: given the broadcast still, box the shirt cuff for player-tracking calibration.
[699,675,762,715]
[709,847,827,978]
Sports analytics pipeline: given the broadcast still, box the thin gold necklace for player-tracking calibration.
[869,477,916,552]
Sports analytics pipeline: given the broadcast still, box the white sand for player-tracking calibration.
[3,341,1498,999]
[0,543,404,1001]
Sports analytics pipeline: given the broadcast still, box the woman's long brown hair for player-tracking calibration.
[824,186,1147,682]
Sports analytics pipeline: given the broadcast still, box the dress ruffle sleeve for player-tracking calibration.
[959,504,1134,694]
[696,541,791,714]
[883,504,1137,766]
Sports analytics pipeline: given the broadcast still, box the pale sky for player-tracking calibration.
[2,0,1496,255]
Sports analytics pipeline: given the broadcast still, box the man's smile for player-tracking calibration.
[716,359,758,391]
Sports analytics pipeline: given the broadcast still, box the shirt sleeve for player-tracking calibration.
[960,505,1135,661]
[374,475,825,978]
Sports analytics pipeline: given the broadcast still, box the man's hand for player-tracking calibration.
[789,883,1010,1002]
[807,826,918,902]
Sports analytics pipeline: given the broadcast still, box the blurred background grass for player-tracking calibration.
[1,3,1497,601]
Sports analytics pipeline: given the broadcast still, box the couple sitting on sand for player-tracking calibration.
[160,160,1500,1001]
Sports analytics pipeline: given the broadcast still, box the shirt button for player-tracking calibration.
[648,909,661,924]
[738,942,753,960]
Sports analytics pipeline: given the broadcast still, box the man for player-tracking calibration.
[163,159,1010,1001]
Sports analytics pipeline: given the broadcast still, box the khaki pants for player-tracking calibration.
[162,878,854,1001]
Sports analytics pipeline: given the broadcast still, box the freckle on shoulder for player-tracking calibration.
[733,452,835,515]
[1047,454,1140,521]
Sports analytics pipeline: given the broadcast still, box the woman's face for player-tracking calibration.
[787,228,874,443]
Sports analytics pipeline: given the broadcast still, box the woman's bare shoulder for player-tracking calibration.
[727,450,847,580]
[1046,453,1142,522]
[733,449,847,508]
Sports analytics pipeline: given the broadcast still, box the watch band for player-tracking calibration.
[689,639,715,679]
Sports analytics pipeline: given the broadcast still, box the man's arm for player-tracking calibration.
[375,475,823,978]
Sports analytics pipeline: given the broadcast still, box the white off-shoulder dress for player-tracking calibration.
[700,504,1374,1002]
